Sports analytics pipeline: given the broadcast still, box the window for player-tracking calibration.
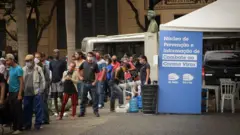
[145,15,161,30]
[0,20,6,51]
[57,0,67,49]
[174,14,185,19]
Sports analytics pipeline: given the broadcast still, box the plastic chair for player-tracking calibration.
[235,82,240,100]
[220,80,236,113]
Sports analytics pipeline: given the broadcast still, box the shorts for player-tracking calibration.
[51,81,63,98]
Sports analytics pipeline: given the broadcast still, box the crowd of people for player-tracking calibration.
[0,49,151,134]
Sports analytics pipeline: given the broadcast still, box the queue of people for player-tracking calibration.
[0,49,151,134]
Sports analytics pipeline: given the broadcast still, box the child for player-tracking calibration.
[57,62,78,120]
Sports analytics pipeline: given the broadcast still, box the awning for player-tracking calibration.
[160,0,240,32]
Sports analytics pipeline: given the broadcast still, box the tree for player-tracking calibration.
[65,0,75,64]
[1,0,59,47]
[15,0,28,66]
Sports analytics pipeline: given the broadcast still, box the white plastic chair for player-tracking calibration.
[235,82,240,100]
[220,80,236,113]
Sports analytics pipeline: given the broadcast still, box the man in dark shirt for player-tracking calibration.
[49,49,67,116]
[79,52,100,117]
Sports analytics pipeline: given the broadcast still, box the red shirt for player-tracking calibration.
[112,62,120,71]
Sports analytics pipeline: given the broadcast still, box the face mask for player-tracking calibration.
[34,58,40,64]
[106,62,109,65]
[112,59,116,63]
[26,62,33,68]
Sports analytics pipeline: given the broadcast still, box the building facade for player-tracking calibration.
[0,0,215,56]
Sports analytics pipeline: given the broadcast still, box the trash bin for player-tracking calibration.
[141,85,158,114]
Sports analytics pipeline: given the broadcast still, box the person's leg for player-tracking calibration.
[114,84,124,105]
[23,96,34,129]
[42,92,50,124]
[79,83,88,116]
[71,93,77,118]
[97,81,104,108]
[109,82,117,111]
[34,95,43,129]
[15,94,23,131]
[90,85,99,113]
[52,83,59,115]
[59,93,69,119]
[77,82,82,99]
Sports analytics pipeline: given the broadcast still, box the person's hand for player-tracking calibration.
[18,95,23,100]
[79,76,84,81]
[144,82,148,85]
[92,82,96,86]
[66,76,71,80]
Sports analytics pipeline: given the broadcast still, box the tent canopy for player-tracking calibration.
[160,0,240,32]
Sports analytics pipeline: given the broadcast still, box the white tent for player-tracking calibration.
[160,0,240,32]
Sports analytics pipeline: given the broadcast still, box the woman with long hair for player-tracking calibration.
[139,55,151,85]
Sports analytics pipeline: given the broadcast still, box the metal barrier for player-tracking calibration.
[118,81,141,104]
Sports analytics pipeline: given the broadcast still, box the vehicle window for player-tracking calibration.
[205,52,240,67]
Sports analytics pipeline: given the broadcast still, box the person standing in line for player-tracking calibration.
[74,51,85,99]
[105,58,113,99]
[49,49,67,117]
[5,54,24,134]
[22,55,45,130]
[57,62,78,120]
[95,52,107,108]
[78,52,100,117]
[139,55,151,85]
[111,55,120,71]
[109,63,130,112]
[34,52,50,125]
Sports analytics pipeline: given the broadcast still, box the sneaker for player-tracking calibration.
[110,109,115,112]
[98,104,104,109]
[12,130,22,135]
[119,105,125,108]
[42,121,50,125]
[78,113,85,117]
[94,111,100,117]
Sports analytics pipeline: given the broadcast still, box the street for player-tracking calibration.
[2,106,240,135]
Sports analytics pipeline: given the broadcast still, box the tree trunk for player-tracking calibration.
[65,0,76,64]
[15,0,28,66]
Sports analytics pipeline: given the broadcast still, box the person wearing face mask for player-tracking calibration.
[95,52,107,109]
[139,55,151,85]
[57,62,78,120]
[111,55,120,71]
[109,63,130,112]
[49,49,67,117]
[78,52,100,117]
[5,54,23,134]
[22,55,46,130]
[34,52,51,125]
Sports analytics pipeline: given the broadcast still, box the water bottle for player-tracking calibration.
[128,97,139,113]
[137,95,142,109]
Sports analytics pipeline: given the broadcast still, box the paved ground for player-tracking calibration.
[3,106,240,135]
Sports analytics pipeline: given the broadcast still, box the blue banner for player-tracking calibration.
[158,30,203,114]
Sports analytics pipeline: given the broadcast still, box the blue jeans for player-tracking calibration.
[80,83,99,113]
[23,95,43,129]
[77,81,83,99]
[97,81,105,107]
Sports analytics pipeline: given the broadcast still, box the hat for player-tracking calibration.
[25,55,34,61]
[53,49,59,53]
[5,53,15,60]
